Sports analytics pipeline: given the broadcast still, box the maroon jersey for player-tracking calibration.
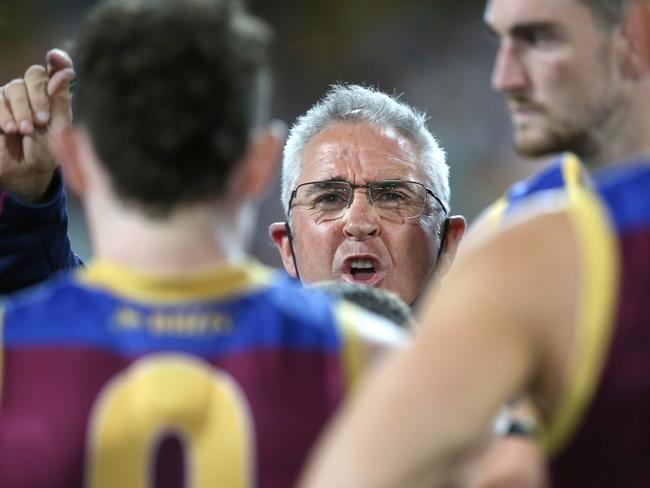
[0,261,389,487]
[543,161,650,486]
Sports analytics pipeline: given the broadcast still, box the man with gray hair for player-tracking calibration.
[301,2,650,487]
[0,78,463,306]
[269,84,465,306]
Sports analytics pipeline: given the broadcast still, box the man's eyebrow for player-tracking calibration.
[512,21,555,34]
[484,20,559,39]
[319,176,349,183]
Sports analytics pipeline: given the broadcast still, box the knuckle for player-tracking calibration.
[5,78,27,96]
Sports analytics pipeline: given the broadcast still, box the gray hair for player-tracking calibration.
[280,84,450,218]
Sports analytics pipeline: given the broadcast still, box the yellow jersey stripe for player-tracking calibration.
[560,153,584,190]
[542,187,619,455]
[333,301,366,394]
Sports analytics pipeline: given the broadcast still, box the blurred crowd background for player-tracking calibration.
[1,0,543,266]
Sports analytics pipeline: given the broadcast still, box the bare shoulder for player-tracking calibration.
[458,195,578,297]
[432,202,581,417]
[458,205,579,345]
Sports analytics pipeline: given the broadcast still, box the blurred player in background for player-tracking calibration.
[464,0,650,484]
[312,280,414,330]
[0,0,404,486]
[474,0,650,233]
[300,1,650,486]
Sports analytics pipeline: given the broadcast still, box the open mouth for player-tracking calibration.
[344,258,382,285]
[351,259,375,279]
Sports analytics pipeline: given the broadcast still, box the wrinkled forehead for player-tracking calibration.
[298,122,426,184]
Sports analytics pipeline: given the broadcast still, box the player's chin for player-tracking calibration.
[512,130,559,159]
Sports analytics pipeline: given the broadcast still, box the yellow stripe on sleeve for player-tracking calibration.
[333,301,366,394]
[560,152,584,190]
[541,186,619,456]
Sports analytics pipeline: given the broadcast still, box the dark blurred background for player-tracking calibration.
[0,0,540,266]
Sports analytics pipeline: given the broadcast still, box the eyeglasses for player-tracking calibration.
[288,179,448,224]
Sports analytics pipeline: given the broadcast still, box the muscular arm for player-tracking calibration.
[301,210,579,488]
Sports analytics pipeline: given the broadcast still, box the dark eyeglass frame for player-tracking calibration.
[288,179,448,219]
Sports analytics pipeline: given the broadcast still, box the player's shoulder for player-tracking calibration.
[505,153,586,204]
[332,297,407,355]
[3,271,86,317]
[591,159,650,232]
[268,275,407,351]
[1,270,97,345]
[467,154,587,246]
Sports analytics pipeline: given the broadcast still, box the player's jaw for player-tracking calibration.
[506,96,567,157]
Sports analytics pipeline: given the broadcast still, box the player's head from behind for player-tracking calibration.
[269,84,466,306]
[311,281,415,330]
[58,0,282,229]
[486,0,650,166]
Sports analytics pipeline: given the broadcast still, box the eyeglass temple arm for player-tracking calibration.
[426,189,449,214]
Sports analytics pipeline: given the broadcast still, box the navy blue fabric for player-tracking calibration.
[0,171,82,295]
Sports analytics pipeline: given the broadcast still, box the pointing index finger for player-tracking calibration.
[46,48,73,76]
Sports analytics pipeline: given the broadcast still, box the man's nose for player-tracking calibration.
[491,40,529,94]
[342,189,380,239]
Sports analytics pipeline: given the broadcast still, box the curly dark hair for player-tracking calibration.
[73,0,272,217]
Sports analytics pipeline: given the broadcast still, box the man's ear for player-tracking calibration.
[436,215,466,277]
[228,120,286,202]
[51,124,87,198]
[635,2,650,68]
[269,221,298,278]
[619,2,650,77]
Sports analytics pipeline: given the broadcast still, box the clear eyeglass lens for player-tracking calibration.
[293,181,428,223]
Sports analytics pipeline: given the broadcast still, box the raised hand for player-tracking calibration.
[0,49,75,203]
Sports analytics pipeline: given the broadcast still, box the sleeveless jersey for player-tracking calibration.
[540,160,650,487]
[483,152,588,230]
[0,260,385,488]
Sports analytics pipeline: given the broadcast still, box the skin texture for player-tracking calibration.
[459,2,650,486]
[300,207,580,488]
[486,0,629,166]
[301,6,650,487]
[270,121,464,306]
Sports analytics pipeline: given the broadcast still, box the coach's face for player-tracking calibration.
[270,122,458,305]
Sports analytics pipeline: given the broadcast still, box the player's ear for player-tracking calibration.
[52,124,87,198]
[634,2,650,68]
[228,120,286,202]
[436,215,466,277]
[618,1,650,77]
